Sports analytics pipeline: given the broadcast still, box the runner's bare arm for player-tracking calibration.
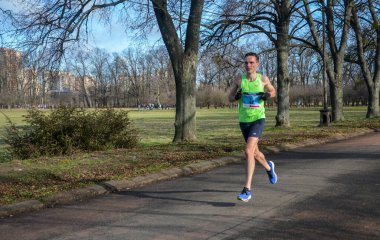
[262,75,276,98]
[228,76,242,102]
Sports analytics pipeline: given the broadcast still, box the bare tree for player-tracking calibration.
[109,54,125,107]
[289,48,317,86]
[0,7,15,46]
[146,47,171,107]
[90,48,111,108]
[204,0,304,127]
[66,48,93,108]
[22,52,42,107]
[349,0,379,118]
[121,48,145,107]
[7,0,204,142]
[198,44,242,91]
[151,47,175,106]
[300,0,354,121]
[0,48,23,108]
[152,0,204,141]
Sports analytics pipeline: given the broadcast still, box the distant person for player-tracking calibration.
[228,52,278,202]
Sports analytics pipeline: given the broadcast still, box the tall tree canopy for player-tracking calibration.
[7,0,204,142]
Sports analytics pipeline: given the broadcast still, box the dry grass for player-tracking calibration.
[0,107,379,205]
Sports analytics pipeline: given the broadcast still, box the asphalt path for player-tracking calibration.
[0,132,379,240]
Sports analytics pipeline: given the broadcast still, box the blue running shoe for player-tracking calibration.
[267,161,277,184]
[237,187,252,202]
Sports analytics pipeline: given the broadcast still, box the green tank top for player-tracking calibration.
[238,73,266,122]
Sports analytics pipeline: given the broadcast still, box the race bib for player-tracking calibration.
[242,92,261,108]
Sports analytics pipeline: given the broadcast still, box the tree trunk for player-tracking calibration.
[84,87,92,108]
[80,77,92,108]
[275,42,290,127]
[367,84,380,118]
[275,1,291,127]
[329,76,344,121]
[351,1,380,118]
[303,0,353,122]
[325,0,353,121]
[325,60,345,121]
[173,54,197,142]
[152,0,203,142]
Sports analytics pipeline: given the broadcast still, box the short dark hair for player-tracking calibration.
[244,52,259,62]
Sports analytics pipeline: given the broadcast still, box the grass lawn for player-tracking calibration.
[0,106,379,205]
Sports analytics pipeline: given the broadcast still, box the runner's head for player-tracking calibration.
[244,52,259,62]
[244,52,259,74]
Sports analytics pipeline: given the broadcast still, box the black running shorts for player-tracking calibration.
[239,118,265,142]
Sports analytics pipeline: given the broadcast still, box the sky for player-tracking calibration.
[0,0,162,53]
[86,18,159,53]
[86,20,140,53]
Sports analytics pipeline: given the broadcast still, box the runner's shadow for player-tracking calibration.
[118,189,236,207]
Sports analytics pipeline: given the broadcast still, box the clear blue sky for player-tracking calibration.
[88,18,157,53]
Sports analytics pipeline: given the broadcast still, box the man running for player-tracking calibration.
[228,52,277,202]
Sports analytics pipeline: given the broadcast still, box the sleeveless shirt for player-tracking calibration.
[238,73,266,122]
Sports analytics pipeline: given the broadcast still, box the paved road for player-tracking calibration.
[1,133,379,240]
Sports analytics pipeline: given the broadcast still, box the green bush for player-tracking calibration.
[4,108,139,159]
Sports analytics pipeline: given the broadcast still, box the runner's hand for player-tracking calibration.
[258,92,271,101]
[234,88,242,100]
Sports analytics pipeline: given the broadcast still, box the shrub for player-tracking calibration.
[4,107,139,159]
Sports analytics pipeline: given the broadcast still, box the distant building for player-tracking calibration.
[0,47,95,107]
[74,75,94,92]
[0,47,23,94]
[47,71,76,93]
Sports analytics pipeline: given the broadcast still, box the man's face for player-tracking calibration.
[244,55,259,74]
